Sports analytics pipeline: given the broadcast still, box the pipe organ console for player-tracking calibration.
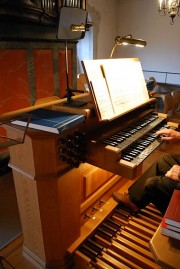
[4,59,179,269]
[5,94,178,269]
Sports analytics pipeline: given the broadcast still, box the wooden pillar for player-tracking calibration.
[6,125,81,269]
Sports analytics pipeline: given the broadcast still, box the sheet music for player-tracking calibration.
[81,59,105,82]
[82,58,150,121]
[90,78,115,120]
[82,59,115,120]
[102,58,149,115]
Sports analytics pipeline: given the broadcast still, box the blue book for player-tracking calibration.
[12,108,85,134]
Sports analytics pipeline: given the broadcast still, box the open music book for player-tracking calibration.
[82,58,149,121]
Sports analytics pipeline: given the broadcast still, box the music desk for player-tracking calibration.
[149,225,180,269]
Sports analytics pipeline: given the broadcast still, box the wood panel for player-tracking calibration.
[82,166,113,199]
[6,124,81,268]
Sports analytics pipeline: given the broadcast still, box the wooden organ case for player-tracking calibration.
[4,59,179,269]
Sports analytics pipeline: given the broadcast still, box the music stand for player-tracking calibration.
[57,7,88,107]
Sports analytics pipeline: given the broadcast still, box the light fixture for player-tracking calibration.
[159,0,180,25]
[57,7,88,40]
[110,35,147,58]
[70,21,93,32]
[70,23,86,32]
[57,6,93,107]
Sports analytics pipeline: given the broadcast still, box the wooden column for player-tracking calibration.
[6,125,81,269]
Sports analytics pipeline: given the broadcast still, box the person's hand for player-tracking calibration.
[156,129,180,141]
[165,165,180,181]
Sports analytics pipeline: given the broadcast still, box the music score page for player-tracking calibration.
[90,78,115,120]
[102,58,149,115]
[82,58,149,121]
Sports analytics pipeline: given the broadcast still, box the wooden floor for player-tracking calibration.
[1,140,179,269]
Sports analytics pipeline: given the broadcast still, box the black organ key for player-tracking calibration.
[129,148,141,154]
[144,136,155,142]
[79,246,97,261]
[115,209,130,219]
[108,137,123,143]
[126,128,137,134]
[135,145,145,150]
[140,123,147,127]
[102,223,118,234]
[87,238,104,250]
[86,238,104,251]
[97,227,114,240]
[117,131,131,138]
[136,125,142,130]
[81,244,99,258]
[138,140,151,146]
[116,134,127,140]
[111,134,125,139]
[123,150,138,157]
[116,131,126,137]
[103,139,118,146]
[110,135,125,142]
[106,218,123,230]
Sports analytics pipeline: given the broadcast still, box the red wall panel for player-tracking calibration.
[34,49,54,99]
[0,49,30,115]
[0,47,74,151]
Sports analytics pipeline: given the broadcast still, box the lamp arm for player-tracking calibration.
[110,43,118,58]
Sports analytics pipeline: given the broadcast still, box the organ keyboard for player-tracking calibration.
[85,102,175,179]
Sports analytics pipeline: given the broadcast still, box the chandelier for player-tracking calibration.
[159,0,180,24]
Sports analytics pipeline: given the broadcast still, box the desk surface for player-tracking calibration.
[149,225,180,269]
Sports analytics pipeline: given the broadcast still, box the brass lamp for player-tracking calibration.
[110,34,147,58]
